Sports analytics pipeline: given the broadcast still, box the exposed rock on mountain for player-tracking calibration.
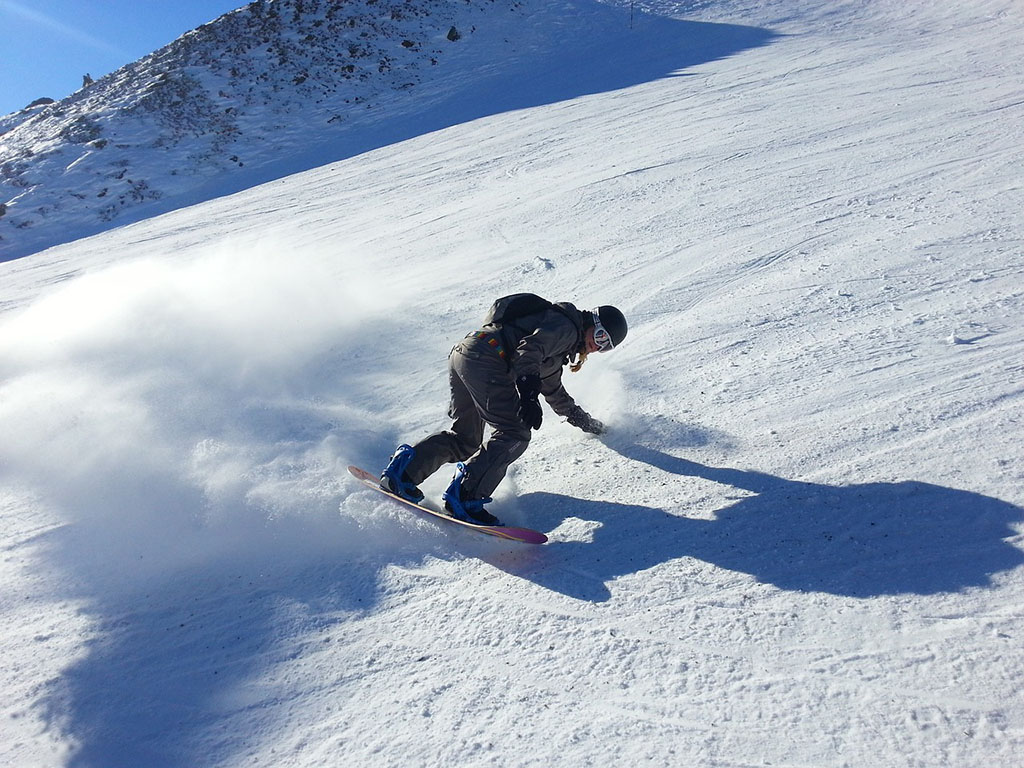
[0,0,526,259]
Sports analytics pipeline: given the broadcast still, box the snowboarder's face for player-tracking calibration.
[584,327,603,354]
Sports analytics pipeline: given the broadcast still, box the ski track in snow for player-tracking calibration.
[2,1,1024,766]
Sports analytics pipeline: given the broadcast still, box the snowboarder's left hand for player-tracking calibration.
[516,374,543,430]
[567,407,606,435]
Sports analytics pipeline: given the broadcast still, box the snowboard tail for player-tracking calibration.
[347,465,548,545]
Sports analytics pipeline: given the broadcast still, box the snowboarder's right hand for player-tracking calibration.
[567,406,606,435]
[516,374,543,430]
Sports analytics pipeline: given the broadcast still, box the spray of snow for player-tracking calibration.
[0,240,419,586]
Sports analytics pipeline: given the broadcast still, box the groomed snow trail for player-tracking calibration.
[1,1,1022,766]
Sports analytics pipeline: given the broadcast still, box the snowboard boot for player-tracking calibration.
[380,444,424,503]
[442,462,501,526]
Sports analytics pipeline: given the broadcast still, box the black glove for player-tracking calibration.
[567,406,606,435]
[516,374,543,430]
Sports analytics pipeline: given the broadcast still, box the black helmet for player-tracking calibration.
[591,305,628,350]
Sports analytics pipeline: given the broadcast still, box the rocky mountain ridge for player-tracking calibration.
[0,0,527,259]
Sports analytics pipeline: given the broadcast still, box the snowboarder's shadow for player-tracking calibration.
[493,437,1024,602]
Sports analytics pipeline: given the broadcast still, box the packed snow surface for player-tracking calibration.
[1,1,1023,766]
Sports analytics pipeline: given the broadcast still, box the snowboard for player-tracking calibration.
[347,465,548,544]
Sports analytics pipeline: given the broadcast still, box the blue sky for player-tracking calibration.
[0,0,245,115]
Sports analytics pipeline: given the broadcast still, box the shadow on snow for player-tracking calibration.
[493,427,1024,602]
[39,553,392,768]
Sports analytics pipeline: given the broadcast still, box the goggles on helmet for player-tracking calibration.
[591,310,615,352]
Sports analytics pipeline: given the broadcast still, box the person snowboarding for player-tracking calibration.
[380,294,627,526]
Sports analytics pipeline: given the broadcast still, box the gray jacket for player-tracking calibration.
[485,302,586,418]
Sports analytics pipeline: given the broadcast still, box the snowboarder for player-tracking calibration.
[380,295,627,526]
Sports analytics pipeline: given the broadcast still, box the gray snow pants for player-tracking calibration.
[404,334,531,500]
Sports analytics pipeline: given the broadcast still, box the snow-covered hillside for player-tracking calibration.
[0,0,514,259]
[0,0,768,262]
[1,0,1023,766]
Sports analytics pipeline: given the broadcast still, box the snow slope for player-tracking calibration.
[0,0,769,262]
[2,0,1023,766]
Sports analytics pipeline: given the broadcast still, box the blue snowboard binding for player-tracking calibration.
[442,462,500,526]
[380,444,424,503]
